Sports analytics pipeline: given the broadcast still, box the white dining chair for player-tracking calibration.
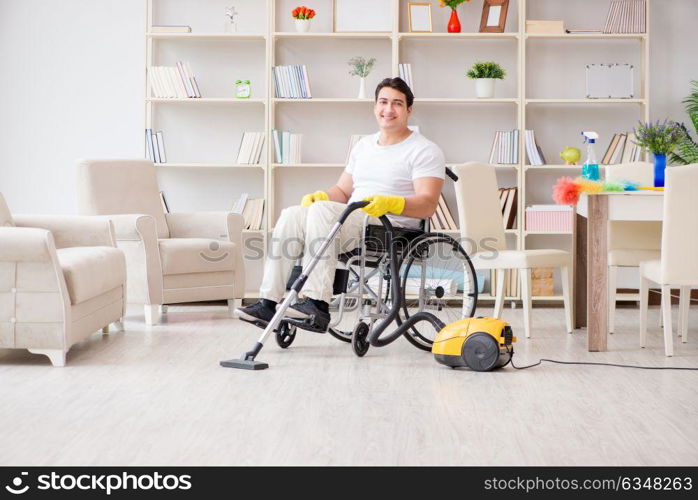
[605,162,661,334]
[453,162,573,339]
[639,163,698,356]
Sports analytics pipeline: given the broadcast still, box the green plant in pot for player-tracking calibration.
[633,119,682,187]
[466,61,505,98]
[670,80,698,165]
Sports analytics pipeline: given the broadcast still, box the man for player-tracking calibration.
[237,77,445,331]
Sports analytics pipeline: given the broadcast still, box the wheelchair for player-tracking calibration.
[276,200,479,357]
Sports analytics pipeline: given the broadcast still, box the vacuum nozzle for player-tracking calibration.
[220,342,269,370]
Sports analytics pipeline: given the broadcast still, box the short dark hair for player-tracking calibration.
[375,77,414,108]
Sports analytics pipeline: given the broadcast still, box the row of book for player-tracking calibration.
[231,194,265,231]
[272,130,303,164]
[145,129,167,164]
[398,63,414,94]
[490,269,520,298]
[499,187,518,230]
[236,132,266,165]
[149,62,202,99]
[428,195,458,231]
[601,132,642,165]
[524,130,547,166]
[488,130,520,165]
[272,65,312,99]
[603,0,646,34]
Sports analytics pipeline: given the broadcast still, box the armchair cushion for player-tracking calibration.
[158,238,237,276]
[57,247,126,304]
[0,194,13,227]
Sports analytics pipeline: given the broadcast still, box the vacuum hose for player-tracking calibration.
[367,215,447,347]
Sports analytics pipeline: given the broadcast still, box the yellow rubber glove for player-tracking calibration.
[361,194,406,218]
[300,190,329,207]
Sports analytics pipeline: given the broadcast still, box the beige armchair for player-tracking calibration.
[0,193,126,366]
[76,159,245,324]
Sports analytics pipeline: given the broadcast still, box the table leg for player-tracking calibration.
[587,195,609,352]
[573,213,587,329]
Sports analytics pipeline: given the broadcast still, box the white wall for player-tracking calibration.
[0,0,696,217]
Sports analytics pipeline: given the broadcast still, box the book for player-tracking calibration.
[159,191,170,213]
[621,132,636,163]
[231,193,249,214]
[438,195,458,231]
[272,65,312,99]
[272,130,282,163]
[602,133,621,165]
[155,131,167,163]
[145,129,156,162]
[610,133,627,164]
[604,0,645,34]
[151,25,192,33]
[503,187,518,230]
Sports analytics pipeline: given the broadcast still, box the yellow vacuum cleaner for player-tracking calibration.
[432,317,515,371]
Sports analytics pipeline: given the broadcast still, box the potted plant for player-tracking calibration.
[670,80,698,165]
[348,56,376,99]
[466,61,505,98]
[633,119,683,187]
[292,6,316,33]
[439,0,472,33]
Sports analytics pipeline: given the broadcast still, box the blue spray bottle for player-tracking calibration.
[581,131,600,181]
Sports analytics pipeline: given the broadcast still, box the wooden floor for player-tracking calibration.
[1,302,697,466]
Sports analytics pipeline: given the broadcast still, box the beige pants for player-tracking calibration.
[260,201,366,303]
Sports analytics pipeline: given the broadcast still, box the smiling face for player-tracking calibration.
[374,86,411,133]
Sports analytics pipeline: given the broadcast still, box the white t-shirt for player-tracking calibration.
[345,131,445,228]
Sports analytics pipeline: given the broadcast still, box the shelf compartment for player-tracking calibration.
[526,98,646,105]
[147,98,266,104]
[399,32,519,40]
[158,163,265,169]
[271,163,344,168]
[415,98,519,104]
[147,33,266,41]
[525,33,647,40]
[524,231,572,236]
[274,32,392,39]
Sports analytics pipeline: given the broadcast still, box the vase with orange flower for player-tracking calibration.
[439,0,471,33]
[292,6,316,32]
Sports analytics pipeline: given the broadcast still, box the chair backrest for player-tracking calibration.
[0,193,14,227]
[661,163,698,284]
[76,159,169,238]
[452,162,507,253]
[605,161,654,185]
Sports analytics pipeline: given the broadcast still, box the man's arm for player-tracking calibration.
[325,172,354,203]
[401,177,444,219]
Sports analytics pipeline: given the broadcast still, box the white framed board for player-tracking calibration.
[334,0,393,33]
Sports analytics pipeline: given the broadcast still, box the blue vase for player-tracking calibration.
[653,153,666,187]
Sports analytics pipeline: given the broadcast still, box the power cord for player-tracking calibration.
[506,348,698,371]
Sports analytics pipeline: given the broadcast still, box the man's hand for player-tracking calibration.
[301,190,329,207]
[361,194,406,218]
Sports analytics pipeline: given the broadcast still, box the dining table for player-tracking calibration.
[574,190,664,351]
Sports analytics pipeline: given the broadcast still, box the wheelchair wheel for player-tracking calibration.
[351,321,370,357]
[396,233,478,351]
[275,321,297,349]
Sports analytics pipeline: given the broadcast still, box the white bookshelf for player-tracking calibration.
[145,0,650,298]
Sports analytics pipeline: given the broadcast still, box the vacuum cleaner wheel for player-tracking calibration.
[462,332,501,372]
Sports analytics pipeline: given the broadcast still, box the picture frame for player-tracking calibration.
[479,0,509,33]
[334,0,392,33]
[408,3,432,33]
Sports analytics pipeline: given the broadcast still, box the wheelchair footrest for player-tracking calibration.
[285,315,329,333]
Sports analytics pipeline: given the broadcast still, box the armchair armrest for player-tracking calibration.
[13,215,115,249]
[165,212,244,241]
[0,227,56,262]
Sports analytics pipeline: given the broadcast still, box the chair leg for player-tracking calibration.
[28,349,66,367]
[608,265,618,334]
[679,286,690,344]
[661,285,674,357]
[144,304,160,325]
[639,276,649,348]
[228,299,238,318]
[160,305,168,314]
[561,266,573,334]
[493,269,506,319]
[112,320,124,332]
[520,268,532,338]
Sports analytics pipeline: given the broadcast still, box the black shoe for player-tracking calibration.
[285,300,331,333]
[237,301,275,329]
